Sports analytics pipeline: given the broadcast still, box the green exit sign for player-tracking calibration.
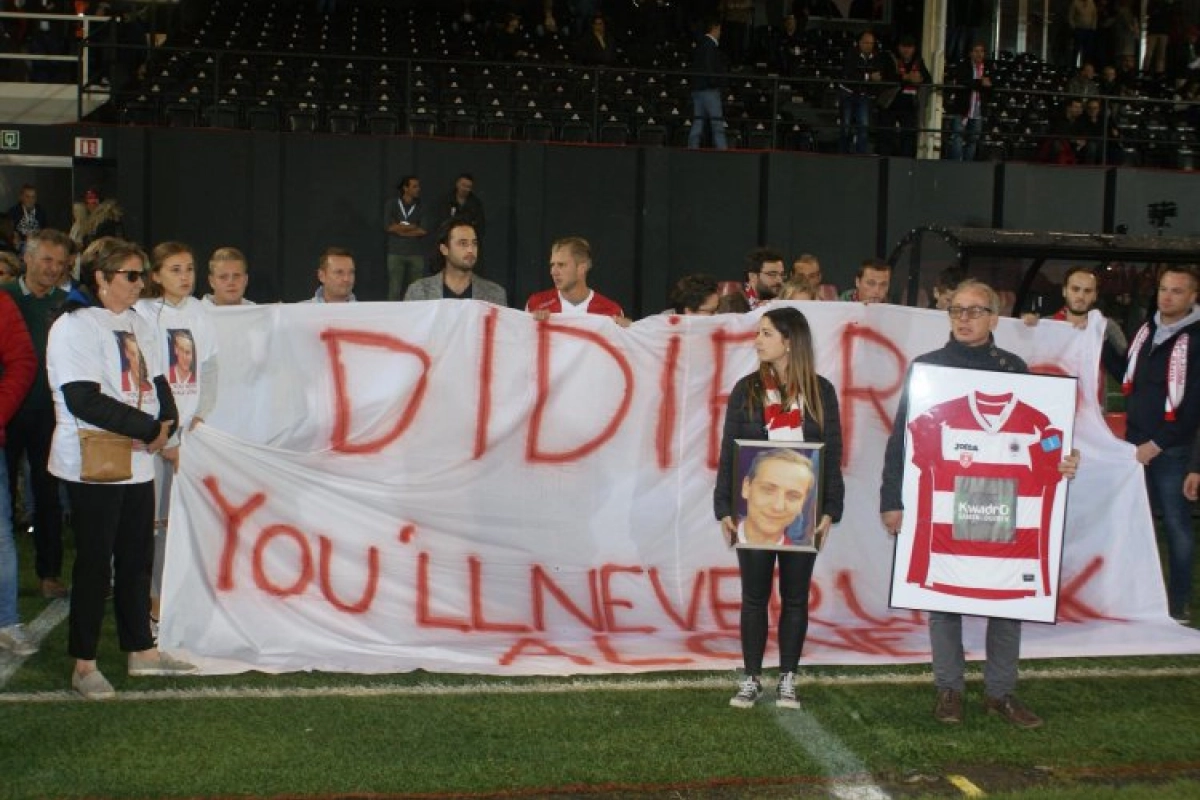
[0,130,19,150]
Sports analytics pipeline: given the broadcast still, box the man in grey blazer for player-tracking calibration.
[403,221,507,306]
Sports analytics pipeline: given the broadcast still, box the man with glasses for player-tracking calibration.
[880,279,1079,730]
[742,248,786,309]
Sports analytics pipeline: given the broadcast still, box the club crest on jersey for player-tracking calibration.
[959,451,974,467]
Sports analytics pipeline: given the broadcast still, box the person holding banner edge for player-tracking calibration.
[880,279,1079,729]
[714,306,844,710]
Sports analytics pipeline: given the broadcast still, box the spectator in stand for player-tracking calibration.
[778,278,817,301]
[202,246,254,306]
[1070,0,1099,67]
[3,229,70,600]
[0,252,18,283]
[743,247,787,309]
[839,29,895,154]
[792,254,823,292]
[404,221,506,305]
[1097,63,1122,96]
[718,292,751,314]
[490,12,530,60]
[1106,0,1141,66]
[884,34,932,158]
[840,259,892,304]
[943,42,993,162]
[134,242,218,629]
[0,272,35,659]
[574,13,615,65]
[668,273,720,315]
[1040,97,1088,164]
[1144,0,1172,76]
[7,183,46,255]
[307,247,356,303]
[772,13,806,75]
[436,173,486,242]
[75,189,124,249]
[1067,62,1100,96]
[385,176,428,301]
[47,238,195,700]
[525,236,628,325]
[688,17,728,151]
[1116,53,1142,93]
[929,265,964,310]
[718,0,753,68]
[1079,96,1122,164]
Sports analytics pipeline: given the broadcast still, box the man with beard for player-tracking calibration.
[1022,266,1127,369]
[404,221,506,306]
[743,247,787,309]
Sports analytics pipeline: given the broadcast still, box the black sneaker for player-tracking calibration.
[729,675,762,708]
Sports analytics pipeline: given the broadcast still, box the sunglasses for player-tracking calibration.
[112,269,145,283]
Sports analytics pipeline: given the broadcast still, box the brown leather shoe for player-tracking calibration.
[933,688,963,723]
[984,694,1043,729]
[40,578,69,599]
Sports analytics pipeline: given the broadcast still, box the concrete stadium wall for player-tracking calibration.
[3,122,1200,316]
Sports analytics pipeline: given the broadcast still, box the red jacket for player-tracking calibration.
[524,288,624,317]
[0,290,36,446]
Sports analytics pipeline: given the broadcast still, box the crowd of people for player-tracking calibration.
[0,176,1194,721]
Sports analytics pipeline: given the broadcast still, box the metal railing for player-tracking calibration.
[0,10,112,88]
[73,37,1200,169]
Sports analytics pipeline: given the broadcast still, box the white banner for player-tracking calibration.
[161,302,1200,674]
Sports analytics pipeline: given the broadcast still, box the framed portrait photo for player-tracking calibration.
[732,440,825,552]
[888,363,1077,623]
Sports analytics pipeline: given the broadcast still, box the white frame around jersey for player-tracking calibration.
[732,439,825,552]
[889,364,1077,623]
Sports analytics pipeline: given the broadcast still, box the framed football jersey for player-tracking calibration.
[889,364,1077,623]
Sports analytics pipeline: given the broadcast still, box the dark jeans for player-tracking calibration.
[840,93,872,154]
[66,480,156,660]
[737,547,816,675]
[6,406,62,579]
[1144,445,1195,615]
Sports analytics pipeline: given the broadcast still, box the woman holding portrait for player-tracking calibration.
[713,306,844,710]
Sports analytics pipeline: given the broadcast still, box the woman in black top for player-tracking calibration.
[714,306,844,710]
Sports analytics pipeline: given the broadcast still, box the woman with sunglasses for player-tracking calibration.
[714,306,844,710]
[46,237,195,700]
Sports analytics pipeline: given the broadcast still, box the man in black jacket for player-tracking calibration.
[839,30,895,154]
[688,18,728,150]
[943,42,993,161]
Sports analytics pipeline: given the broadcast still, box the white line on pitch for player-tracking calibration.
[2,663,1199,704]
[0,598,69,690]
[770,694,891,800]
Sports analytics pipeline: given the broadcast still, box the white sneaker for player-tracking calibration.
[0,623,38,656]
[776,671,801,709]
[128,651,197,677]
[729,675,762,708]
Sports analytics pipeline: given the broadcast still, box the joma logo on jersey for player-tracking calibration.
[954,443,979,451]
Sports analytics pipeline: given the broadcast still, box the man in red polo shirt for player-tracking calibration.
[525,236,628,326]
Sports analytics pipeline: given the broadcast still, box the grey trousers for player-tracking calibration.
[929,611,1021,699]
[387,254,426,300]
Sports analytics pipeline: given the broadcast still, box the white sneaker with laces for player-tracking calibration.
[0,623,38,656]
[776,671,801,709]
[729,675,762,708]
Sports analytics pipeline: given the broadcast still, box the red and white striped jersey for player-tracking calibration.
[906,391,1064,600]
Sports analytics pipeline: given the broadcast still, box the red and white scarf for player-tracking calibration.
[1123,322,1189,421]
[763,374,804,439]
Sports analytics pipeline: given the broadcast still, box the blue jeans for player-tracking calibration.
[946,116,982,161]
[688,89,727,150]
[0,450,16,627]
[1144,445,1195,615]
[840,94,872,154]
